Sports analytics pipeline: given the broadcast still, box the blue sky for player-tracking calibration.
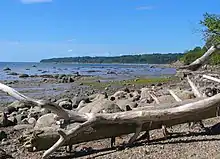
[0,0,219,62]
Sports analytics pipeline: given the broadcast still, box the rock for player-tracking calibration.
[59,101,72,110]
[7,116,17,126]
[157,83,163,86]
[71,95,90,108]
[13,124,33,131]
[7,72,18,76]
[40,74,54,78]
[107,71,117,74]
[9,100,31,109]
[28,117,37,125]
[116,99,138,111]
[175,70,192,78]
[4,106,17,115]
[41,71,47,73]
[16,113,28,124]
[19,74,29,78]
[3,67,11,71]
[34,113,58,129]
[32,65,37,67]
[58,74,66,79]
[56,98,71,104]
[0,148,12,159]
[0,131,7,141]
[28,107,49,119]
[112,91,128,99]
[67,77,74,83]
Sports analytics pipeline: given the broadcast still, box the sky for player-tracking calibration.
[0,0,219,62]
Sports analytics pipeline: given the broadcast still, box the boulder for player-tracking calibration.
[7,72,18,76]
[3,67,11,71]
[34,113,58,130]
[19,74,29,78]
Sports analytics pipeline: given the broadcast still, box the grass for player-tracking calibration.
[80,76,179,89]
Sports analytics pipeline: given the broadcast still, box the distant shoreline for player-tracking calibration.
[40,53,183,64]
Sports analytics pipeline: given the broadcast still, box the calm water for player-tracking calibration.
[0,62,176,81]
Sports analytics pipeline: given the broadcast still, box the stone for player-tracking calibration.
[13,124,33,131]
[28,117,37,125]
[8,100,31,109]
[4,106,17,115]
[0,131,7,141]
[58,74,66,79]
[72,96,90,108]
[34,113,58,129]
[7,72,18,76]
[19,74,29,78]
[68,77,74,83]
[59,101,72,110]
[3,67,11,71]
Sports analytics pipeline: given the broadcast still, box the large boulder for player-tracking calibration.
[34,113,58,130]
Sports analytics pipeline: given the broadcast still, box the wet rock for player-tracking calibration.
[0,131,7,141]
[3,67,11,71]
[107,71,117,74]
[40,74,54,78]
[157,83,163,86]
[7,72,18,76]
[19,74,29,78]
[41,71,48,73]
[59,101,72,110]
[32,65,37,67]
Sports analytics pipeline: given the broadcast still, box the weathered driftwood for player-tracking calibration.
[1,82,220,158]
[179,44,220,71]
[203,74,220,83]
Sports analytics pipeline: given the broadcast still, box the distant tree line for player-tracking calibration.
[40,53,184,64]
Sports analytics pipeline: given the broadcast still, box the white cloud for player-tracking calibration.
[67,49,73,52]
[67,39,76,42]
[136,5,154,10]
[20,0,52,4]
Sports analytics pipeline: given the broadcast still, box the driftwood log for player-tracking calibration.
[1,77,220,158]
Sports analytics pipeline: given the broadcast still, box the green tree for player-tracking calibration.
[200,13,220,48]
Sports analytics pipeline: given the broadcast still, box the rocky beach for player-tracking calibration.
[1,63,220,159]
